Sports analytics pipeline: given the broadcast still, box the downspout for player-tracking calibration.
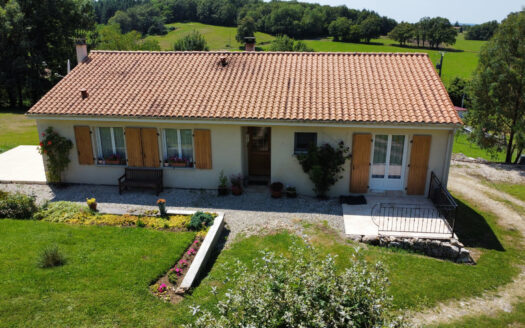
[441,127,456,188]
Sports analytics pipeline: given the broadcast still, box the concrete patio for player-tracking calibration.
[343,193,454,240]
[0,146,46,184]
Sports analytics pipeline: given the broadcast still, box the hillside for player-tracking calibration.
[146,23,486,86]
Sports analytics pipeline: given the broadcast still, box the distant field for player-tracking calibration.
[148,22,485,86]
[0,111,39,153]
[452,132,516,162]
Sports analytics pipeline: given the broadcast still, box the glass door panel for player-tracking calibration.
[371,135,388,178]
[388,135,405,179]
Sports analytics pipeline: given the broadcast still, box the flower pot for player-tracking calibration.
[105,160,121,165]
[286,190,297,198]
[163,162,169,167]
[97,160,105,165]
[231,185,242,196]
[270,182,284,198]
[218,186,229,196]
[170,162,187,167]
[88,203,97,211]
[157,202,167,216]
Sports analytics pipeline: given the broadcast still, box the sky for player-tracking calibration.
[300,0,525,24]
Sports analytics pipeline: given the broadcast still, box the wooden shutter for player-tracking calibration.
[141,128,160,168]
[406,135,432,195]
[74,126,94,165]
[350,134,372,193]
[125,127,143,167]
[194,129,212,169]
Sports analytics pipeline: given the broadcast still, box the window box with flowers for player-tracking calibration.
[162,128,194,169]
[95,127,127,166]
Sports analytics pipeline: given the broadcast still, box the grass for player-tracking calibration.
[433,300,525,327]
[452,132,511,162]
[0,220,195,327]
[488,182,525,202]
[147,22,486,86]
[145,22,275,51]
[169,194,524,325]
[0,111,39,153]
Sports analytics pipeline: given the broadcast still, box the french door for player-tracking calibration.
[369,134,408,191]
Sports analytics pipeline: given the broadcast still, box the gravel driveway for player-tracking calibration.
[0,183,344,245]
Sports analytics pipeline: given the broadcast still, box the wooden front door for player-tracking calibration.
[350,134,372,193]
[406,135,432,195]
[247,127,271,177]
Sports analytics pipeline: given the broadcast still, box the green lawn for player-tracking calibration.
[145,22,275,51]
[0,111,39,153]
[484,182,525,202]
[452,132,513,162]
[170,194,524,325]
[147,23,485,87]
[0,220,195,327]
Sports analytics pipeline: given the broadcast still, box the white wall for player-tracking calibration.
[36,119,453,197]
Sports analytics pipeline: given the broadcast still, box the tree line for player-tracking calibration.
[387,17,458,48]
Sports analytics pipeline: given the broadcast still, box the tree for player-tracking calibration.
[268,35,313,52]
[360,15,381,43]
[465,20,499,40]
[236,16,256,43]
[92,24,161,51]
[468,10,525,163]
[447,77,470,108]
[427,17,457,48]
[173,30,209,51]
[328,17,352,41]
[388,22,414,46]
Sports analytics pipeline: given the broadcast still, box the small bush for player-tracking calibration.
[188,212,214,231]
[137,219,146,228]
[188,244,404,327]
[34,201,86,222]
[38,245,66,268]
[0,192,38,219]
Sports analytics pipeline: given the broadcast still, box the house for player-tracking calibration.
[26,43,462,197]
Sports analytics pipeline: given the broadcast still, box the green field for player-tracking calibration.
[147,22,485,86]
[452,132,519,162]
[0,111,39,153]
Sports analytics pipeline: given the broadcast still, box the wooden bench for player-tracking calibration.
[118,168,163,195]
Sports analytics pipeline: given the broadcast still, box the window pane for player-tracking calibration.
[180,129,193,160]
[294,133,317,153]
[388,135,405,179]
[113,127,126,157]
[165,129,179,158]
[372,135,387,178]
[99,127,113,158]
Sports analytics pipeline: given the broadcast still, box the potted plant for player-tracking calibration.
[230,174,243,196]
[163,160,169,167]
[105,153,123,165]
[218,170,229,196]
[270,182,284,198]
[168,156,188,167]
[86,198,97,211]
[286,186,297,198]
[157,199,167,217]
[97,158,105,165]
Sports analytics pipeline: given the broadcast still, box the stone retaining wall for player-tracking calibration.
[355,235,474,264]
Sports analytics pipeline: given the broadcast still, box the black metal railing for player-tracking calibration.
[371,203,454,236]
[428,171,458,235]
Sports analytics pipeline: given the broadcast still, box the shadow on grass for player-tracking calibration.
[453,197,504,251]
[191,226,231,289]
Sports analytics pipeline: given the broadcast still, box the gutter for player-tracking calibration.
[441,127,456,187]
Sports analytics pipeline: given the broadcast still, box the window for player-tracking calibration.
[163,129,193,167]
[294,132,317,154]
[96,127,126,165]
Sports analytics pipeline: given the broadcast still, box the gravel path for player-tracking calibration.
[409,164,525,327]
[0,183,344,245]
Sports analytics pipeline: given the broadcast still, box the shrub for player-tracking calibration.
[34,201,86,222]
[38,127,73,183]
[296,141,349,198]
[0,192,38,219]
[188,244,404,328]
[188,212,214,231]
[137,219,146,228]
[38,245,66,268]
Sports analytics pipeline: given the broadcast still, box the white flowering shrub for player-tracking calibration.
[186,244,404,328]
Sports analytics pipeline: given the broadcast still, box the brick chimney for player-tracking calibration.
[244,37,256,52]
[75,39,88,64]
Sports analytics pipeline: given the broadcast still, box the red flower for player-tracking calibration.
[47,141,52,145]
[43,150,47,154]
[41,133,45,137]
[39,142,43,147]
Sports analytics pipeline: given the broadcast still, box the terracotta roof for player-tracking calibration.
[27,51,461,125]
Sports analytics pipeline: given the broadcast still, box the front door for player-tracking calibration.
[247,127,271,177]
[369,134,408,191]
